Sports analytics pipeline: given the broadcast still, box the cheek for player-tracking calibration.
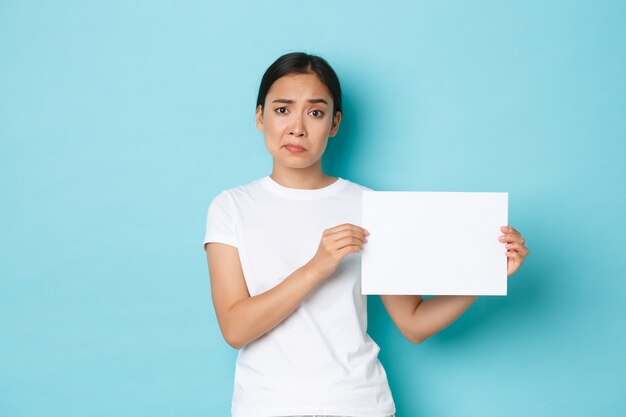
[265,118,287,135]
[263,125,282,151]
[314,119,333,136]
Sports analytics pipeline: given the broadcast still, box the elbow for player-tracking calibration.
[218,310,246,350]
[224,333,244,350]
[397,321,426,345]
[222,326,245,350]
[224,335,242,350]
[405,328,427,345]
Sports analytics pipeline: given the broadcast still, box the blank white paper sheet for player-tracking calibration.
[361,191,508,296]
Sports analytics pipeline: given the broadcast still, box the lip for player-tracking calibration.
[284,144,306,153]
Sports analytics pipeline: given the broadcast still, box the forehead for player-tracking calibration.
[266,73,332,100]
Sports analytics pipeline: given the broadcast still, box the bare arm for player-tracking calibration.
[381,295,477,344]
[205,223,368,350]
[206,242,323,350]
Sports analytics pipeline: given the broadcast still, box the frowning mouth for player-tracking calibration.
[284,144,306,153]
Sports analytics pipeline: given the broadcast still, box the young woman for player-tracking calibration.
[203,52,529,417]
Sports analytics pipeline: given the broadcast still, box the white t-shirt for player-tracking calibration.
[203,175,396,417]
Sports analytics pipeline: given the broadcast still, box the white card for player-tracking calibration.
[361,191,508,295]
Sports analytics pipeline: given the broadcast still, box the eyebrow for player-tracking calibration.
[272,98,329,105]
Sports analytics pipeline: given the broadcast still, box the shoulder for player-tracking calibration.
[215,178,261,199]
[210,177,264,203]
[341,178,376,192]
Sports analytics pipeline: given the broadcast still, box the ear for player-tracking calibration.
[255,105,264,132]
[328,111,342,137]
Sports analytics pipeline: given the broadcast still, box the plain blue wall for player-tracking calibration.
[1,1,624,416]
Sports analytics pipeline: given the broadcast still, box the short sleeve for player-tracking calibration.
[203,190,238,249]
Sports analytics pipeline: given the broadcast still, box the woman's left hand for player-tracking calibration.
[499,226,529,277]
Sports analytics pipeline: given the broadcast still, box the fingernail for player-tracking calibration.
[365,230,370,235]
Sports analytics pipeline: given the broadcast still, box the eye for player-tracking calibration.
[274,107,288,114]
[309,109,325,118]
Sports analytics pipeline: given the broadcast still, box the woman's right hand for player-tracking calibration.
[304,223,369,282]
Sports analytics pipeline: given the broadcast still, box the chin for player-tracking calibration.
[280,161,318,169]
[273,158,321,170]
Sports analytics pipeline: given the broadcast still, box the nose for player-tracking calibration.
[289,113,306,137]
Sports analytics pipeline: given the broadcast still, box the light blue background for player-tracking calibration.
[1,1,624,416]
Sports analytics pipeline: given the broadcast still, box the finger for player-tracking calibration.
[499,233,526,245]
[506,250,523,265]
[333,236,365,251]
[338,244,363,257]
[330,230,367,245]
[509,243,530,258]
[327,223,369,236]
[505,242,527,254]
[506,251,523,275]
[328,228,367,243]
[500,225,521,236]
[505,249,520,262]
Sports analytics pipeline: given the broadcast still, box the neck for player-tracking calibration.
[270,161,337,190]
